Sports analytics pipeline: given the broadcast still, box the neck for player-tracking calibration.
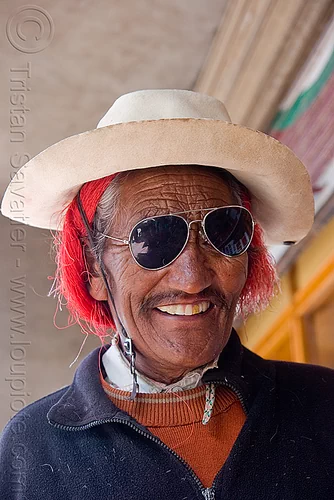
[120,343,188,385]
[136,357,188,385]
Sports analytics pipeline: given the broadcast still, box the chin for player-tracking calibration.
[164,342,220,371]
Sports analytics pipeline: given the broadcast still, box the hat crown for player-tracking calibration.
[97,89,232,128]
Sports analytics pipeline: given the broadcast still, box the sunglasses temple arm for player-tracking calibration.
[104,234,129,245]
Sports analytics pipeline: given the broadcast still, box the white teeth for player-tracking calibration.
[157,301,211,316]
[175,304,184,315]
[185,304,193,316]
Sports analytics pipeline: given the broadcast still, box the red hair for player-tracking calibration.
[52,174,117,339]
[52,174,278,339]
[237,190,278,318]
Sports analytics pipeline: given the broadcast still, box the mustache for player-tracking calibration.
[140,288,229,314]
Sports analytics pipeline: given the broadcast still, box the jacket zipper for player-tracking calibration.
[209,380,248,415]
[50,381,248,499]
[203,488,215,499]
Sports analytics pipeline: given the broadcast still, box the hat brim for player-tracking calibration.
[1,118,314,245]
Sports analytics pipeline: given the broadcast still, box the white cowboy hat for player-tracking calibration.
[1,89,314,245]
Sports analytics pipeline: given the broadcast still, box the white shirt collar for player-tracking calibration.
[102,343,219,393]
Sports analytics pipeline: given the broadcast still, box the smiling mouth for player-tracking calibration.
[155,301,212,316]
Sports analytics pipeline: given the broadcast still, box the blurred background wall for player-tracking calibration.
[1,0,333,430]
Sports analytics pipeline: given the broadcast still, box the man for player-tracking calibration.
[1,90,333,499]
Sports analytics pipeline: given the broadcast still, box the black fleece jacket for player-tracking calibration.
[1,330,333,499]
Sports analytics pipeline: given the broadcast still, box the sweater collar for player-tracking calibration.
[47,329,272,430]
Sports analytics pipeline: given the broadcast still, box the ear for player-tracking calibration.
[83,242,108,301]
[88,275,108,301]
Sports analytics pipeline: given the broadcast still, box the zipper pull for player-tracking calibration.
[202,487,215,499]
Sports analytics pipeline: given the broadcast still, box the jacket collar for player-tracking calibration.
[47,329,274,430]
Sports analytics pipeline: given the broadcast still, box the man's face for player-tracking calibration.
[92,165,248,383]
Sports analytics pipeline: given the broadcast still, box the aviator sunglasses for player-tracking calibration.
[102,206,255,271]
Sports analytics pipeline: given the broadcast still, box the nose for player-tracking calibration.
[166,225,213,294]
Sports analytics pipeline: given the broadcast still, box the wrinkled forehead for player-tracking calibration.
[117,165,240,219]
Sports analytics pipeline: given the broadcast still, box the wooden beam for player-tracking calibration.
[195,0,333,130]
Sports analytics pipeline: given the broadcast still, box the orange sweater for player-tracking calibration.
[101,375,246,487]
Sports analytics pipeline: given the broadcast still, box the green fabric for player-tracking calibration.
[271,50,334,131]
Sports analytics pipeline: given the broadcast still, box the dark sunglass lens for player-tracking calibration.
[129,216,188,269]
[205,207,253,256]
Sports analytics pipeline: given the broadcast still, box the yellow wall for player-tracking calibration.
[295,217,334,289]
[239,216,334,360]
[241,274,292,349]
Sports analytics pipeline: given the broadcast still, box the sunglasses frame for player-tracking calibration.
[102,205,255,271]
